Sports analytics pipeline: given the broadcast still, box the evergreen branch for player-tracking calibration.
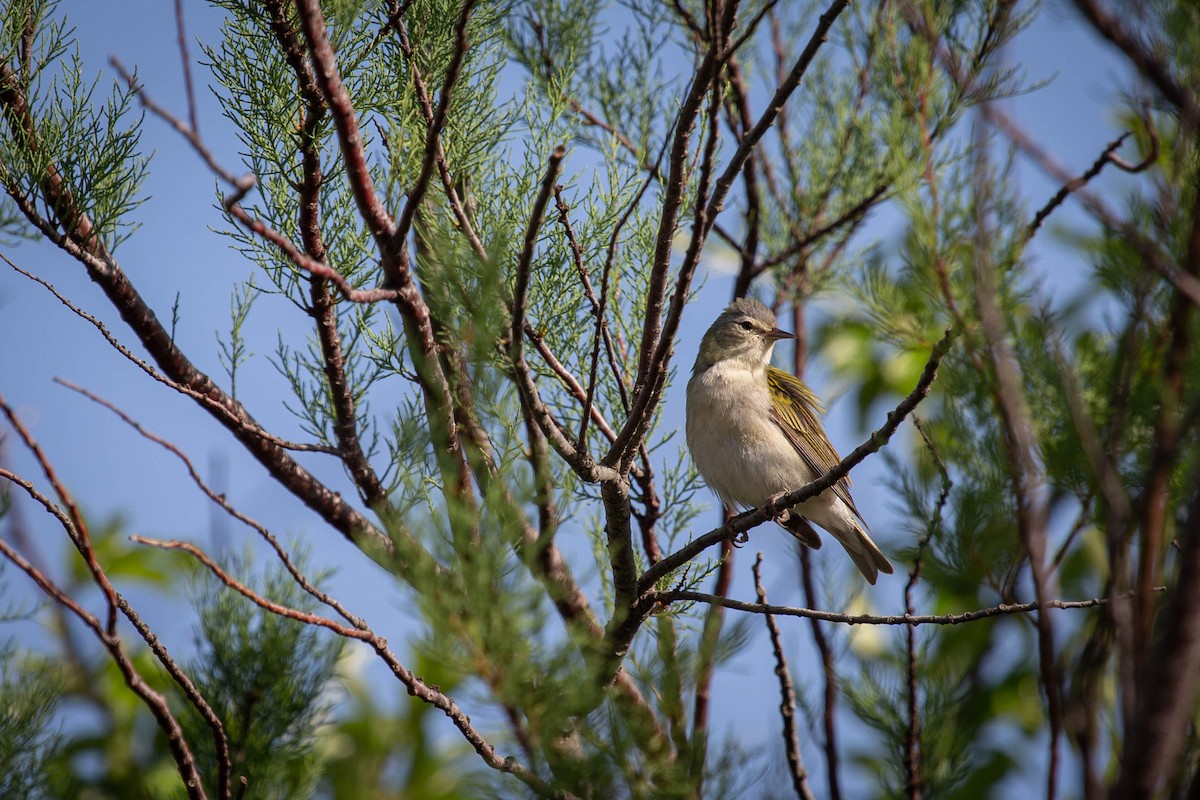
[297,0,484,511]
[261,0,391,510]
[654,589,1163,625]
[0,69,396,562]
[1,254,336,455]
[609,21,728,474]
[912,10,1200,309]
[639,326,956,595]
[293,0,393,246]
[381,4,487,260]
[753,554,814,800]
[612,41,719,462]
[612,0,851,472]
[133,535,572,799]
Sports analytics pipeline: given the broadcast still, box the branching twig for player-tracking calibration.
[0,537,213,800]
[508,149,618,483]
[132,536,567,799]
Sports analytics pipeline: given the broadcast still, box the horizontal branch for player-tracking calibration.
[657,588,1163,626]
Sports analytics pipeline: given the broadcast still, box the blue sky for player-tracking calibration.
[0,1,1135,795]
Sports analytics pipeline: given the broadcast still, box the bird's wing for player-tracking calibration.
[766,366,865,524]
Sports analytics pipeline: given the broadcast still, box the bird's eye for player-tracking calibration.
[739,321,753,331]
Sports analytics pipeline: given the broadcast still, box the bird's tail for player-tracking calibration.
[779,513,893,584]
[833,524,893,585]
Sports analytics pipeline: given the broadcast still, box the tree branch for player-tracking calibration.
[753,553,815,800]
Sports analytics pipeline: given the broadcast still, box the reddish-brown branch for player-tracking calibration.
[798,545,843,800]
[131,536,566,798]
[110,58,252,193]
[0,66,395,561]
[691,534,734,789]
[55,377,387,624]
[1,399,224,797]
[172,0,199,133]
[0,538,211,800]
[260,0,390,510]
[1,394,119,633]
[292,0,392,245]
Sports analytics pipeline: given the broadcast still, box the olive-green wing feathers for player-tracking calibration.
[765,366,865,524]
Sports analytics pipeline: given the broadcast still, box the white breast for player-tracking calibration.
[686,360,817,509]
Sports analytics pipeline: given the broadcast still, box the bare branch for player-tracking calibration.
[110,57,253,193]
[753,553,815,800]
[657,589,1159,625]
[134,535,571,799]
[0,538,212,800]
[509,146,619,483]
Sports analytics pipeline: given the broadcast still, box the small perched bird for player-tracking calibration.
[686,297,893,583]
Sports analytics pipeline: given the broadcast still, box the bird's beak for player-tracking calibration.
[767,327,795,341]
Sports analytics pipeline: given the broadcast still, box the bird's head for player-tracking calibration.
[694,297,794,371]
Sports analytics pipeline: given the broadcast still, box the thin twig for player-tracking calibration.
[754,553,815,800]
[799,522,842,800]
[54,377,392,622]
[172,0,199,134]
[110,57,252,193]
[0,538,212,800]
[132,536,568,799]
[656,589,1162,625]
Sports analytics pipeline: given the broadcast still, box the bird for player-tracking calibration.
[685,297,893,584]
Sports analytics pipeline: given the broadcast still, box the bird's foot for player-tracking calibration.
[764,491,792,517]
[724,520,750,546]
